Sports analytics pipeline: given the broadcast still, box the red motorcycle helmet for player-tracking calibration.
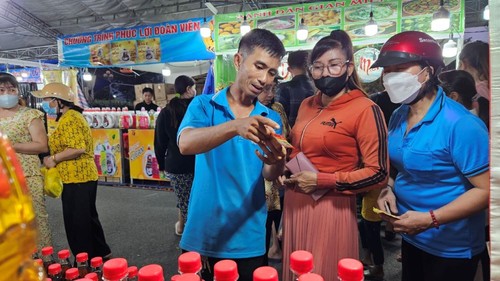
[371,31,444,69]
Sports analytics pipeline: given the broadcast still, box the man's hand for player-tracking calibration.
[255,136,286,165]
[235,115,279,144]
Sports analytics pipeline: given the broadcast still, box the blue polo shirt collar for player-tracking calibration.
[211,86,272,118]
[398,86,445,126]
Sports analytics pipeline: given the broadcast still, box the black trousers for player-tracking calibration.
[61,181,111,259]
[358,218,384,265]
[401,239,480,281]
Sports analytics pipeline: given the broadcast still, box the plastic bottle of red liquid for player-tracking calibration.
[48,263,63,281]
[41,246,57,273]
[290,250,314,280]
[151,154,160,179]
[90,256,103,279]
[214,260,238,281]
[65,268,80,281]
[337,258,364,281]
[103,258,129,281]
[253,266,278,281]
[58,249,73,276]
[298,273,324,281]
[76,252,90,277]
[138,264,164,281]
[84,272,99,281]
[178,251,202,277]
[128,266,138,281]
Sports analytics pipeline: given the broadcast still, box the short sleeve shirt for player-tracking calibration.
[49,110,98,183]
[177,87,282,258]
[388,87,489,258]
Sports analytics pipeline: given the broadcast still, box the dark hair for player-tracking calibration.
[459,41,489,81]
[310,30,365,95]
[0,72,19,88]
[288,50,309,71]
[174,75,195,94]
[238,29,286,59]
[55,99,84,121]
[142,87,154,95]
[438,70,476,109]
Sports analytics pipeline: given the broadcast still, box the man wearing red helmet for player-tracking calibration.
[373,31,489,281]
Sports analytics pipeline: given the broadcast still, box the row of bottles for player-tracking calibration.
[83,107,161,130]
[35,248,363,281]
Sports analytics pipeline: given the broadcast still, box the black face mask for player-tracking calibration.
[313,71,348,97]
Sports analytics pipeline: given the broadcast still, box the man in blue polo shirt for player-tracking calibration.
[177,29,286,281]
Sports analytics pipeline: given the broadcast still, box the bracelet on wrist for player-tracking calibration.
[429,210,440,229]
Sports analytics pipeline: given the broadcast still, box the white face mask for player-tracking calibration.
[0,94,19,109]
[383,68,426,104]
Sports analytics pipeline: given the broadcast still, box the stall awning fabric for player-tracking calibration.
[58,17,215,68]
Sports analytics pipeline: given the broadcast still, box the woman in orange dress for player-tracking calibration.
[282,31,389,280]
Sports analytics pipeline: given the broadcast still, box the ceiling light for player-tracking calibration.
[83,68,92,81]
[483,5,489,20]
[364,11,378,36]
[431,0,450,31]
[162,64,171,76]
[442,39,457,58]
[296,18,308,41]
[16,76,23,82]
[200,18,211,38]
[21,71,29,78]
[240,15,251,36]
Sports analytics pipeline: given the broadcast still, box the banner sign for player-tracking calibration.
[9,68,42,84]
[58,17,215,67]
[91,129,123,179]
[214,0,464,54]
[128,129,167,181]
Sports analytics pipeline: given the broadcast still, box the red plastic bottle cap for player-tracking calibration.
[58,249,70,259]
[128,266,138,278]
[41,246,54,256]
[91,257,103,268]
[337,258,363,281]
[170,274,181,281]
[214,260,238,281]
[76,252,89,262]
[46,278,52,281]
[176,273,201,281]
[298,273,324,281]
[35,258,43,266]
[253,266,278,281]
[178,252,202,273]
[138,264,164,281]
[103,258,129,280]
[48,263,62,275]
[75,279,94,281]
[66,268,80,280]
[85,272,99,281]
[290,250,314,275]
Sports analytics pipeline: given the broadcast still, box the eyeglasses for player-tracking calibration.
[309,60,350,77]
[0,86,18,95]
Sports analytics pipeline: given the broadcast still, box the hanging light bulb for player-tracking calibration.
[431,0,450,31]
[296,18,308,41]
[83,68,92,81]
[483,5,489,20]
[162,64,171,76]
[240,15,251,36]
[364,10,378,36]
[442,32,458,58]
[200,18,211,38]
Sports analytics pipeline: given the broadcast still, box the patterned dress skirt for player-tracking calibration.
[282,189,359,281]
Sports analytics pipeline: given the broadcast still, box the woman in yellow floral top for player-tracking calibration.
[33,83,112,260]
[0,72,52,251]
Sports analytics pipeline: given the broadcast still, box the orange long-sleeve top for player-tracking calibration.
[290,89,389,194]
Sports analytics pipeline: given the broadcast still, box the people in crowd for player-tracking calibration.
[154,75,196,236]
[0,72,52,251]
[458,41,490,130]
[438,70,478,113]
[275,50,315,128]
[134,87,159,112]
[33,83,112,260]
[177,29,286,281]
[281,30,389,280]
[257,76,291,266]
[374,31,489,281]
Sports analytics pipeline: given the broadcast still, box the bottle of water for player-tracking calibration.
[290,250,314,280]
[337,258,364,281]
